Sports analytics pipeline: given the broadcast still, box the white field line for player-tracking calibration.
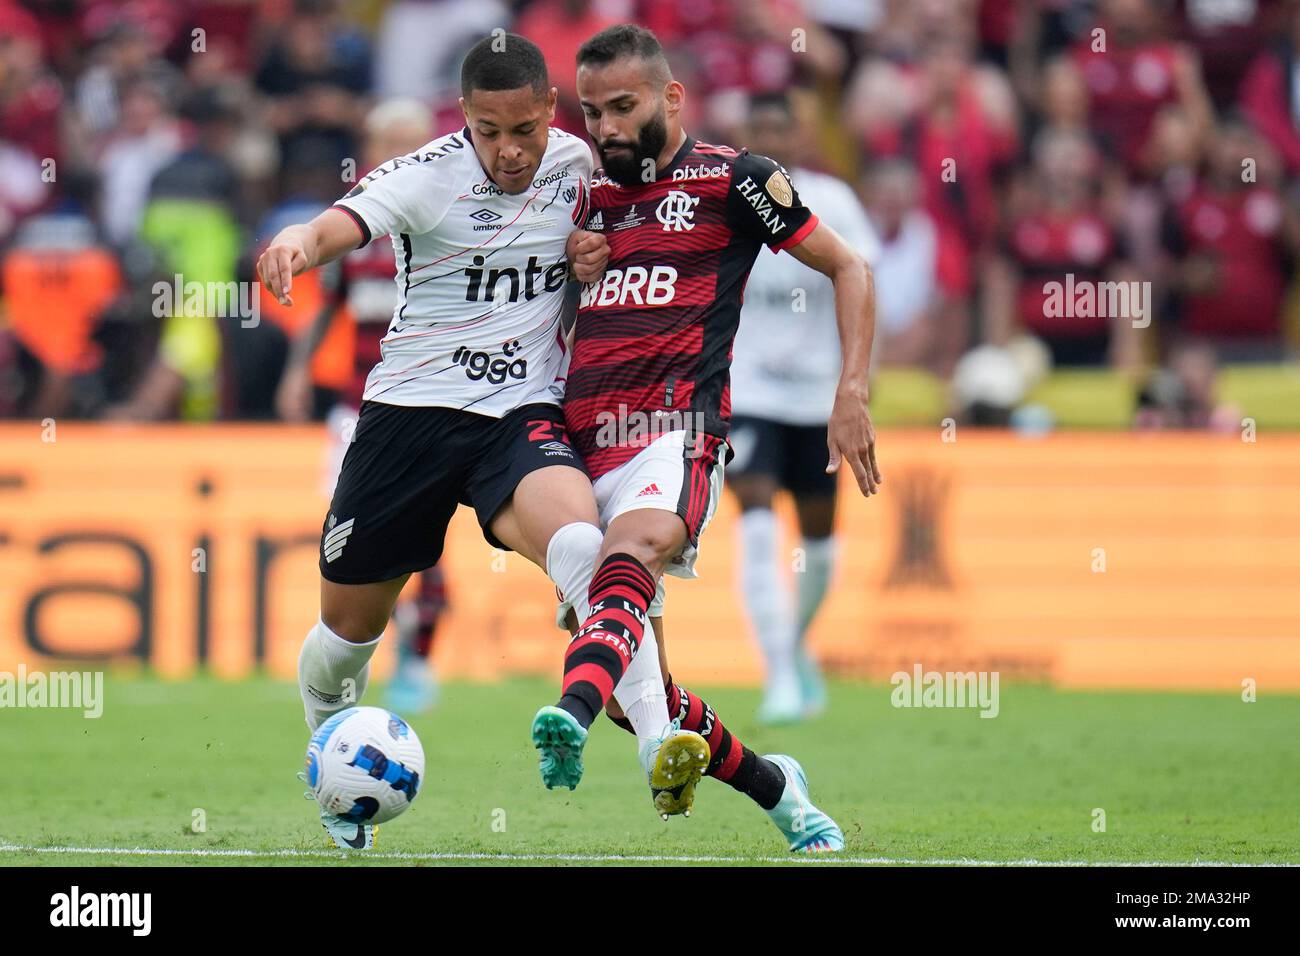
[0,844,1291,866]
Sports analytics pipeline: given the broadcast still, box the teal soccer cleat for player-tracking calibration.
[763,754,845,853]
[531,705,588,790]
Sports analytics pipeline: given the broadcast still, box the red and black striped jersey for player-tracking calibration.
[565,136,818,478]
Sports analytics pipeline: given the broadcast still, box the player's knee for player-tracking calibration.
[731,477,776,512]
[602,528,678,574]
[320,589,393,643]
[796,496,837,538]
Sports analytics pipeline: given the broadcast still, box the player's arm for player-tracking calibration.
[786,222,882,497]
[727,152,882,497]
[256,208,364,308]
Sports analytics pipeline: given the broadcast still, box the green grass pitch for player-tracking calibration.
[1,675,1295,866]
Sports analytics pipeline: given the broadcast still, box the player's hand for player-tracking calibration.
[827,384,882,497]
[566,229,609,284]
[256,238,311,307]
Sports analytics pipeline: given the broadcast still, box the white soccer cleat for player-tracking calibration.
[319,810,378,850]
[298,771,377,850]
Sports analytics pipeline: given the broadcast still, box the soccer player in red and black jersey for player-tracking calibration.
[532,24,882,853]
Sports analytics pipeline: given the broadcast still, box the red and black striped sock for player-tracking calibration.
[667,680,786,810]
[556,553,656,729]
[410,565,447,657]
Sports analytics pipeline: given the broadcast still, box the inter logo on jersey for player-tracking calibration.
[463,254,569,303]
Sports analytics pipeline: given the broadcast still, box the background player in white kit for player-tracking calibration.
[256,34,707,849]
[727,92,882,725]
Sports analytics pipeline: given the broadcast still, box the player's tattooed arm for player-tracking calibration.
[787,222,883,498]
[566,228,609,284]
[256,208,365,307]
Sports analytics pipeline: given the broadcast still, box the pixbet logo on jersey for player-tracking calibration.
[451,340,527,384]
[579,265,678,308]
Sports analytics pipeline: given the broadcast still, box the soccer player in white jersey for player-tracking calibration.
[256,34,707,850]
[727,92,882,724]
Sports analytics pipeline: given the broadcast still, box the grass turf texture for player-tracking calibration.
[1,676,1295,866]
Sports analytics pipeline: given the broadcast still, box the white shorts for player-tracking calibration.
[557,429,728,627]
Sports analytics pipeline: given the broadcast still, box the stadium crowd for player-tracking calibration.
[0,0,1294,427]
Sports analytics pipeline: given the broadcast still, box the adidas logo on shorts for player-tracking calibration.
[636,483,662,498]
[323,517,356,563]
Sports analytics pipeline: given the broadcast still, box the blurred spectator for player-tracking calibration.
[104,88,246,421]
[1,206,122,418]
[0,2,62,234]
[96,76,182,247]
[984,127,1142,370]
[860,158,946,373]
[1161,120,1290,359]
[1240,1,1300,176]
[72,9,180,151]
[1135,338,1241,429]
[848,19,1019,351]
[1177,0,1283,114]
[255,0,371,166]
[1072,0,1213,179]
[642,0,845,140]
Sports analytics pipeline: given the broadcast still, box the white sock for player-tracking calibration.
[547,521,670,748]
[298,618,380,731]
[738,508,798,697]
[796,535,836,643]
[616,617,671,751]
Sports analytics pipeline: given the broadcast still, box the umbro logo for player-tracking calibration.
[469,208,503,223]
[636,483,662,498]
[538,440,573,456]
[322,517,356,563]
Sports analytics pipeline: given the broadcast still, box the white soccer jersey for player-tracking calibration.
[333,126,592,414]
[729,168,881,425]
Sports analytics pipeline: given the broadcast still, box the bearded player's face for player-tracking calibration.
[578,60,670,187]
[461,86,557,194]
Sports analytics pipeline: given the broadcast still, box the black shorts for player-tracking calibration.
[320,400,583,584]
[726,415,837,497]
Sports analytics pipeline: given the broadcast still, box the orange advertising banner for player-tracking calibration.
[1,423,1297,689]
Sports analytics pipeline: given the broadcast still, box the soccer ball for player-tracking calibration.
[304,706,424,825]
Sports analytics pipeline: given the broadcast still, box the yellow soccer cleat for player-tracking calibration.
[642,722,711,820]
